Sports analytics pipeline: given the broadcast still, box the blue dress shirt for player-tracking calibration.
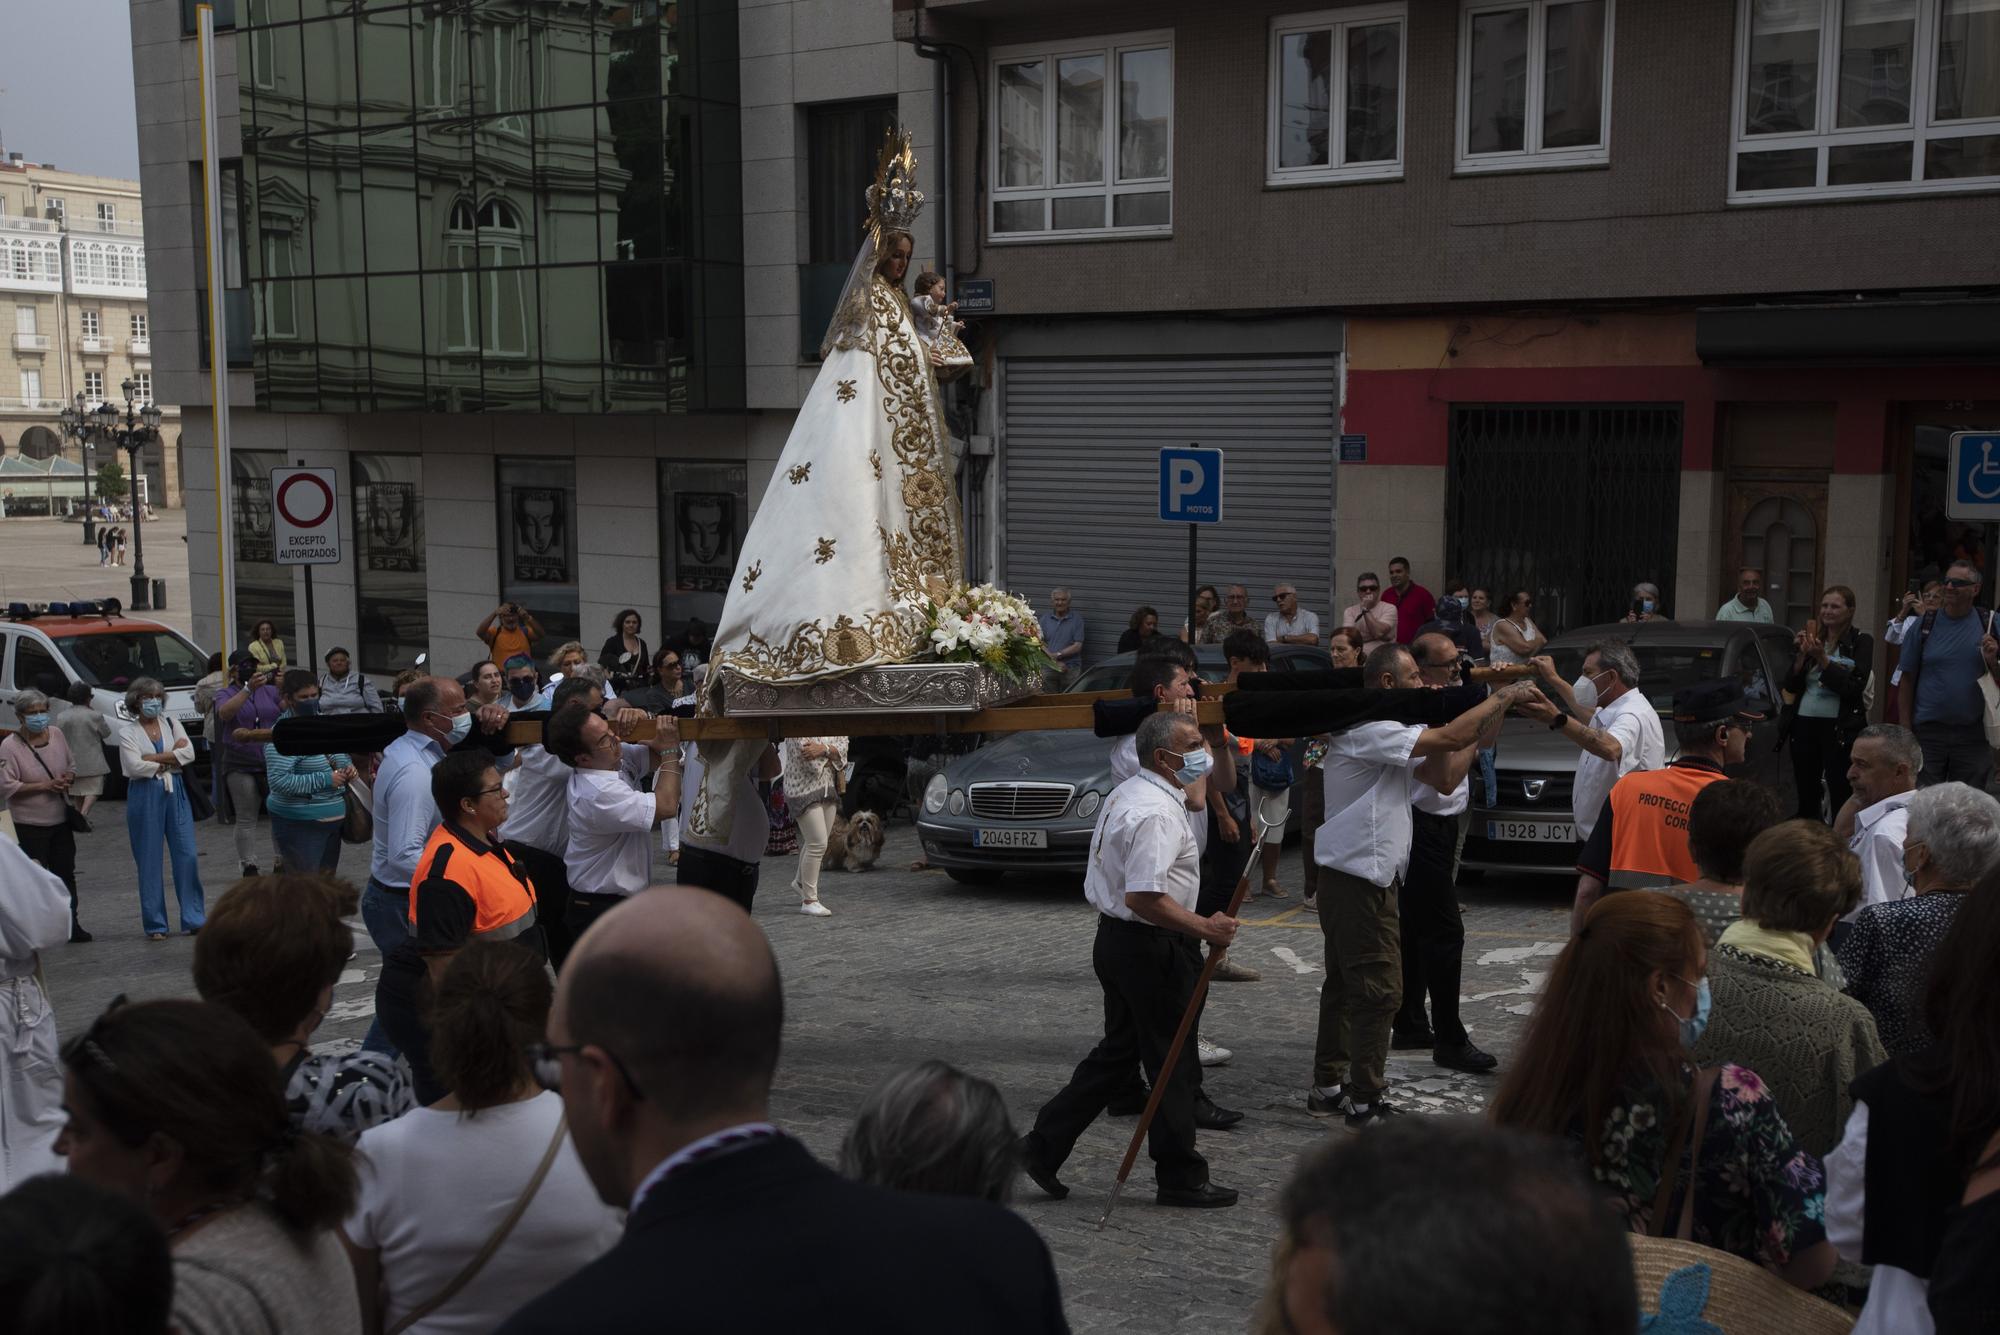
[369,730,446,888]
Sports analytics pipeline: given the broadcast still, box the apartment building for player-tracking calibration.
[896,0,2000,657]
[0,156,180,511]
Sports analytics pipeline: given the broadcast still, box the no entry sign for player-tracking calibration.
[271,467,342,566]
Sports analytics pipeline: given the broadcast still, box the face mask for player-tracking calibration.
[292,698,321,717]
[1165,746,1213,787]
[1661,976,1711,1048]
[509,677,538,702]
[1572,672,1605,712]
[444,710,473,744]
[22,713,49,733]
[141,699,165,719]
[1641,599,1657,615]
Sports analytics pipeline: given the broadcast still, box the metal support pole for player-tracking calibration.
[128,443,149,611]
[1187,523,1198,645]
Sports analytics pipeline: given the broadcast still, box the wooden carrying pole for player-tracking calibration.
[1097,793,1284,1229]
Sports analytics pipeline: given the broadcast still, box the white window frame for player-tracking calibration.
[20,368,41,402]
[80,310,100,338]
[988,30,1175,243]
[83,371,105,400]
[44,197,64,225]
[1729,0,2000,203]
[1456,0,1616,172]
[132,312,149,338]
[133,372,153,403]
[1267,6,1409,186]
[96,202,117,232]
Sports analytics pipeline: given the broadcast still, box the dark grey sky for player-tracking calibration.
[2,0,142,180]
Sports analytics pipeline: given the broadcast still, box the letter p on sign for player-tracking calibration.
[1158,446,1224,524]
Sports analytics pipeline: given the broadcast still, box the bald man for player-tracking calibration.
[497,888,1069,1334]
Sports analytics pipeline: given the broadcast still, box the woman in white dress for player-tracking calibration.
[1488,590,1546,666]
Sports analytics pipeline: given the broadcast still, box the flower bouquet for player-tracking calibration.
[917,583,1058,682]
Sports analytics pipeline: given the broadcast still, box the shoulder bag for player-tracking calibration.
[384,1113,569,1335]
[1646,1066,1718,1243]
[341,774,375,845]
[22,742,91,834]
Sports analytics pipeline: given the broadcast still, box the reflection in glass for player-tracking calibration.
[473,16,529,128]
[1541,1,1605,148]
[1118,48,1171,180]
[540,265,602,412]
[604,98,665,260]
[352,452,428,677]
[367,275,425,411]
[1467,8,1529,153]
[1346,23,1401,163]
[999,62,1046,188]
[1926,133,2000,179]
[360,123,419,272]
[316,276,370,412]
[659,459,749,632]
[304,13,362,132]
[498,457,579,645]
[1279,31,1332,169]
[1745,0,1821,135]
[249,135,309,283]
[1112,191,1170,228]
[311,132,365,277]
[1937,1,2000,122]
[1827,139,1914,184]
[232,449,292,651]
[993,199,1043,233]
[1736,146,1819,191]
[1052,197,1103,231]
[1836,0,1914,127]
[357,4,417,127]
[1056,57,1104,184]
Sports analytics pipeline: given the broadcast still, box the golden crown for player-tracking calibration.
[865,129,925,237]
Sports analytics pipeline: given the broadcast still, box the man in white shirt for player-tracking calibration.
[1266,584,1320,646]
[1837,724,1920,927]
[1534,641,1665,841]
[1019,711,1241,1209]
[547,703,682,944]
[1310,645,1544,1128]
[1714,567,1775,623]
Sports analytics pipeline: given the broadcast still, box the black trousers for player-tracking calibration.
[1027,916,1209,1191]
[677,844,761,913]
[506,841,576,969]
[565,890,628,945]
[14,820,79,931]
[1789,715,1853,822]
[1395,809,1468,1046]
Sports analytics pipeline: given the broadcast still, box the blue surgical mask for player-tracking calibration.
[141,699,165,719]
[1641,599,1657,615]
[445,710,473,744]
[1166,746,1213,787]
[21,712,49,733]
[1663,976,1711,1048]
[292,698,321,717]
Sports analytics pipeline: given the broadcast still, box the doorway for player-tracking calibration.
[1728,480,1826,630]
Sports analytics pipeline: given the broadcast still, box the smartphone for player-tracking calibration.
[1907,578,1923,594]
[1630,598,1647,617]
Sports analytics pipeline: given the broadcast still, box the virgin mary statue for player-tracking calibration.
[690,132,964,839]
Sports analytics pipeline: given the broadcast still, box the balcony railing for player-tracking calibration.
[0,215,62,236]
[0,397,63,411]
[79,335,109,355]
[129,336,151,356]
[11,332,50,353]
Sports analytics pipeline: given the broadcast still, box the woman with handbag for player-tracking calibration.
[119,677,206,940]
[782,735,846,917]
[215,651,283,877]
[263,670,358,877]
[1491,891,1837,1291]
[0,689,90,942]
[342,940,620,1335]
[596,609,654,693]
[1781,585,1872,823]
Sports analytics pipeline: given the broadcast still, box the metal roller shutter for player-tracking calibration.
[1000,355,1338,665]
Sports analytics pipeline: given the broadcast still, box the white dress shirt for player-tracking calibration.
[1825,1100,1932,1335]
[1570,688,1665,840]
[1265,608,1321,643]
[1847,789,1914,917]
[502,742,647,854]
[369,731,446,888]
[1084,770,1202,921]
[1412,773,1469,817]
[565,745,660,898]
[1315,722,1424,887]
[1110,734,1208,855]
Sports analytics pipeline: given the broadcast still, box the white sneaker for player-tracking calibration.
[1197,1037,1232,1067]
[800,901,832,917]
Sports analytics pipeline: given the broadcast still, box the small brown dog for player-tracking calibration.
[821,810,886,873]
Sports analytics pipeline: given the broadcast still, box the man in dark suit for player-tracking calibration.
[497,885,1070,1335]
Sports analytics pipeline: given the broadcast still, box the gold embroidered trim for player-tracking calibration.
[836,379,857,403]
[813,537,837,564]
[741,560,763,593]
[688,781,713,836]
[787,464,811,485]
[868,451,883,480]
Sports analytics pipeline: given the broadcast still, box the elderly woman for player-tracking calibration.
[56,680,113,820]
[118,677,205,940]
[263,671,358,877]
[1837,780,2000,1058]
[839,1059,1019,1203]
[1491,892,1836,1290]
[0,687,88,942]
[1692,821,1886,1157]
[213,651,282,878]
[0,836,72,1190]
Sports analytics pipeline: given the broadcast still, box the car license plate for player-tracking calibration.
[1485,819,1576,843]
[974,828,1048,849]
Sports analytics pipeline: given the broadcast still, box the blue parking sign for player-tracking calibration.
[1949,432,2000,520]
[1159,446,1224,524]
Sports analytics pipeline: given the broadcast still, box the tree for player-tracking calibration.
[96,460,128,502]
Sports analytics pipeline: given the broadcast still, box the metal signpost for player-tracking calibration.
[271,465,342,669]
[1159,445,1224,642]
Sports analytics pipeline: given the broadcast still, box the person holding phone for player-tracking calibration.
[214,652,284,877]
[1883,579,1940,723]
[478,602,544,670]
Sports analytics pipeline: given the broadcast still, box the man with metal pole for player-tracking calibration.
[1017,709,1242,1210]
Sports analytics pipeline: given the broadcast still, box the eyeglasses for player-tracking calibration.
[476,784,507,799]
[660,659,682,670]
[527,1041,645,1099]
[1357,584,1379,593]
[1944,577,1977,589]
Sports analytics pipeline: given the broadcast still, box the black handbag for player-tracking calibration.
[184,774,216,822]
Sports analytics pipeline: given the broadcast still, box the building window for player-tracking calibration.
[15,305,36,335]
[803,100,900,358]
[1457,1,1614,171]
[231,449,290,651]
[353,453,428,677]
[1732,0,2000,201]
[132,312,149,338]
[133,372,152,403]
[80,310,100,338]
[20,369,41,403]
[1268,7,1408,184]
[96,202,117,232]
[443,199,526,355]
[258,229,297,339]
[497,457,578,651]
[44,197,64,225]
[83,371,104,400]
[990,31,1173,240]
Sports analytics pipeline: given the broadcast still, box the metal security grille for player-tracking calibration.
[1447,405,1683,633]
[968,782,1075,820]
[1001,356,1339,663]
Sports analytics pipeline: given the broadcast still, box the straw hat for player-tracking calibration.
[1629,1235,1854,1333]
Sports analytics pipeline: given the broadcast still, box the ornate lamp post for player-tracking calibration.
[95,379,164,610]
[56,392,99,546]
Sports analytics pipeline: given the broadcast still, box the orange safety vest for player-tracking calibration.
[408,823,539,943]
[1604,762,1728,889]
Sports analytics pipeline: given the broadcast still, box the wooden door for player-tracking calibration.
[1726,478,1827,631]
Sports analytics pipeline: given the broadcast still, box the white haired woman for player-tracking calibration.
[118,677,206,940]
[0,687,88,942]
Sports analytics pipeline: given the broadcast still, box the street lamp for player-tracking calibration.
[95,379,164,611]
[56,392,99,546]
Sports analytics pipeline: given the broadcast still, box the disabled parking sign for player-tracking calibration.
[1948,432,2000,521]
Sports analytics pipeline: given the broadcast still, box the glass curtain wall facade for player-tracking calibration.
[238,0,743,415]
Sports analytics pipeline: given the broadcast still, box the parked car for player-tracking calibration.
[1461,619,1799,877]
[916,643,1332,884]
[0,600,211,794]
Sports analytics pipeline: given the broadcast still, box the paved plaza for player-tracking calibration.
[0,510,196,637]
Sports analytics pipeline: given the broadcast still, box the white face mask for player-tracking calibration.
[1572,670,1609,712]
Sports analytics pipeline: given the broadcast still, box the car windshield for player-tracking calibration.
[1070,660,1230,693]
[54,631,206,690]
[1544,642,1764,715]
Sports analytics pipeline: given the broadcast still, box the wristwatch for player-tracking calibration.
[1549,713,1569,732]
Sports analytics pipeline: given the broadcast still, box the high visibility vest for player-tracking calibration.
[1604,763,1728,889]
[408,823,538,942]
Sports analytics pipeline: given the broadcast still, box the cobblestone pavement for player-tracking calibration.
[41,801,1572,1333]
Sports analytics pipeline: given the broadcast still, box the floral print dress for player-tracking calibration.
[1578,1063,1828,1270]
